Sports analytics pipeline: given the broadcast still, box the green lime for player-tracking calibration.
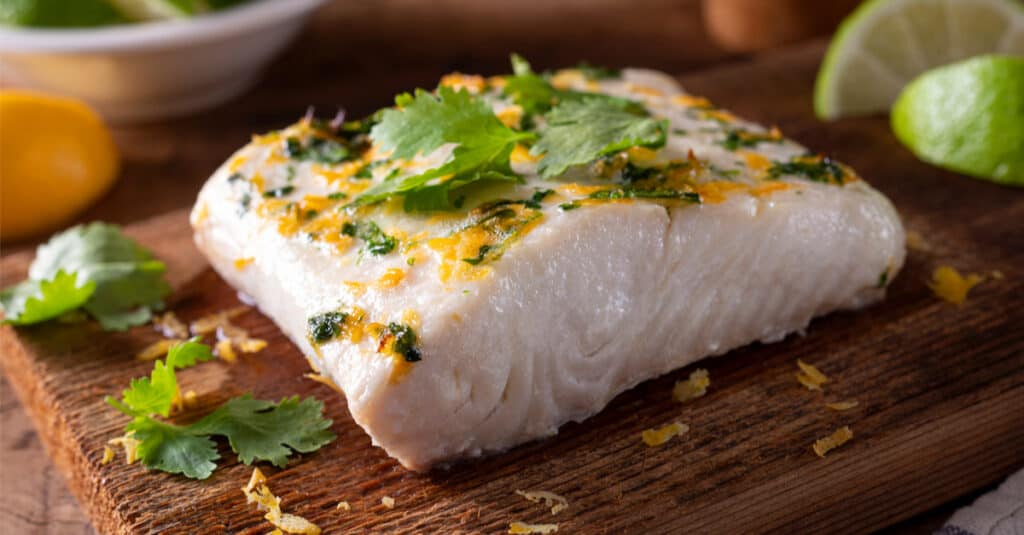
[815,0,1024,120]
[891,55,1024,185]
[0,0,127,27]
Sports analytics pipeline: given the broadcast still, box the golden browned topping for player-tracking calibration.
[190,306,249,335]
[641,422,689,447]
[515,490,569,515]
[795,359,829,391]
[812,426,853,458]
[672,368,710,403]
[242,468,322,535]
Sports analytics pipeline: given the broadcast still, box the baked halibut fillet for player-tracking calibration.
[191,63,905,470]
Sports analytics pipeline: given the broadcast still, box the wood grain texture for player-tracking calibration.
[2,43,1023,535]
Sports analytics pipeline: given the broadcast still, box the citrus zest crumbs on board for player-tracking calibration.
[153,311,188,339]
[672,368,710,403]
[108,434,141,464]
[190,306,249,335]
[100,446,115,465]
[136,338,184,361]
[515,490,569,515]
[795,359,829,391]
[509,522,559,534]
[215,339,238,363]
[641,422,689,447]
[242,468,321,535]
[304,372,343,394]
[336,501,351,511]
[929,266,983,305]
[812,426,853,458]
[826,401,859,411]
[381,496,395,509]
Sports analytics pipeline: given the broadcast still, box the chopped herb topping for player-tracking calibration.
[770,155,847,184]
[577,61,621,80]
[718,129,783,151]
[227,172,245,183]
[327,192,347,200]
[383,323,421,362]
[284,136,352,165]
[560,202,581,211]
[524,188,554,209]
[341,220,397,255]
[262,186,295,198]
[589,187,701,202]
[462,244,494,265]
[308,311,348,343]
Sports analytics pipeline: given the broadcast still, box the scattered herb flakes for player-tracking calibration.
[308,311,348,343]
[263,185,295,198]
[719,128,782,151]
[0,223,170,330]
[284,135,351,164]
[876,268,890,288]
[327,192,347,200]
[769,155,847,184]
[341,220,397,255]
[589,187,700,203]
[383,322,421,362]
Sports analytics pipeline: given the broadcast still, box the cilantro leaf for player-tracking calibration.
[0,270,95,325]
[189,394,335,468]
[503,54,562,117]
[127,417,219,480]
[357,87,533,211]
[109,338,213,418]
[532,98,668,178]
[2,223,171,330]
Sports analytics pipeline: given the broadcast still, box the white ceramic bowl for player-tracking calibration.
[0,0,327,123]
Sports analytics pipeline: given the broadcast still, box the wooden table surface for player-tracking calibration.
[0,1,1007,532]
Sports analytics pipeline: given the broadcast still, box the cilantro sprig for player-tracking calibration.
[1,223,171,330]
[356,87,535,211]
[349,55,668,211]
[105,339,335,479]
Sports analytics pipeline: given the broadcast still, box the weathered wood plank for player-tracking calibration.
[1,43,1022,534]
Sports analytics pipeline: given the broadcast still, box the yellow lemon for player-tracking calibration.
[1,91,119,241]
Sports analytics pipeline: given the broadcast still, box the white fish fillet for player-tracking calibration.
[191,67,905,470]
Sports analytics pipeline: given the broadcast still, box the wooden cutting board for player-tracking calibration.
[2,44,1022,535]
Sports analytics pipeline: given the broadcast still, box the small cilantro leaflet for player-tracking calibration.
[188,395,335,468]
[105,340,335,480]
[532,98,668,178]
[0,270,95,325]
[356,87,534,211]
[1,223,171,330]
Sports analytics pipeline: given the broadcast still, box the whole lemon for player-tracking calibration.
[1,91,120,241]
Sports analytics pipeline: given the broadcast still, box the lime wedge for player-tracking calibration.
[815,0,1024,120]
[892,55,1024,185]
[888,55,1024,185]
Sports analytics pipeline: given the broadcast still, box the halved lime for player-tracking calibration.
[815,0,1024,120]
[892,55,1024,185]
